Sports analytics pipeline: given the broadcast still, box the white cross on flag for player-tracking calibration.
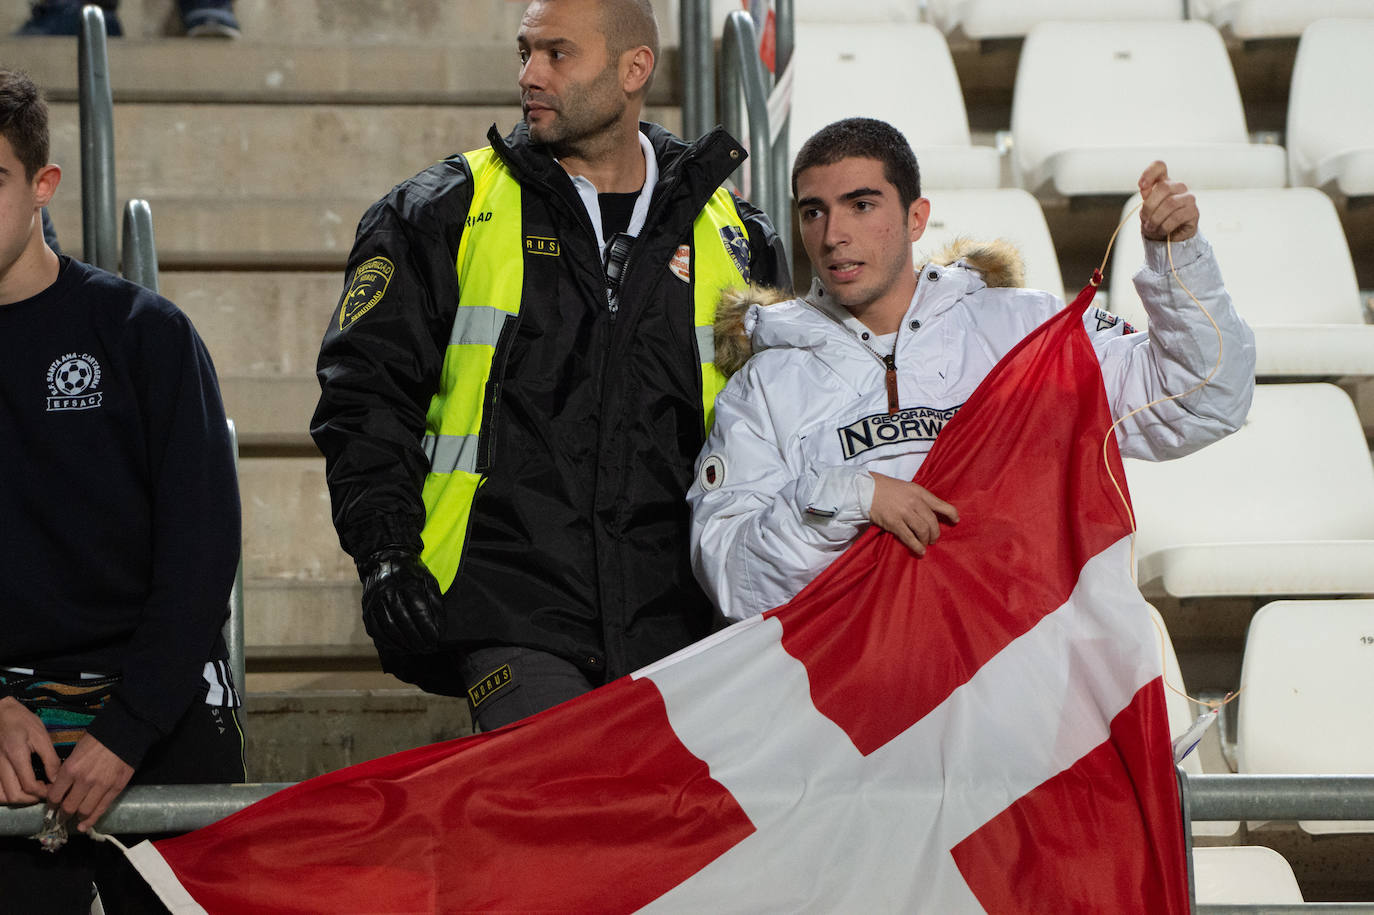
[126,283,1190,913]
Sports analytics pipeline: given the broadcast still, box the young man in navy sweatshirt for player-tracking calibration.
[0,69,244,913]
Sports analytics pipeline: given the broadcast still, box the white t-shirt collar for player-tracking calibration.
[563,131,658,254]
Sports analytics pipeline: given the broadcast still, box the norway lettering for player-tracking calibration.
[837,404,962,460]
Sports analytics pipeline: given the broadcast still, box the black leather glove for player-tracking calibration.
[357,548,444,654]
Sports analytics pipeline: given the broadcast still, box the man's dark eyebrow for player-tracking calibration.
[796,186,885,210]
[518,35,573,50]
[0,164,11,178]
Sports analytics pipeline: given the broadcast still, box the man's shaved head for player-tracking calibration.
[600,0,658,93]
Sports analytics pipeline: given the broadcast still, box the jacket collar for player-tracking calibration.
[713,238,1027,377]
[487,120,747,201]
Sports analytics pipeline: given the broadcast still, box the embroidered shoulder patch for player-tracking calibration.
[339,256,395,330]
[699,454,726,490]
[669,244,692,283]
[719,226,751,284]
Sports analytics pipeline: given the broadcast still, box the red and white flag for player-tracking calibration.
[127,284,1189,913]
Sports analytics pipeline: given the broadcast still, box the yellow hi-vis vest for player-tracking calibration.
[417,146,751,591]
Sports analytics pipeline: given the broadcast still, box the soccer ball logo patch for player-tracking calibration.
[46,352,104,412]
[54,356,96,394]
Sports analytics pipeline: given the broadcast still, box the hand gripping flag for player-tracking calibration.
[126,280,1189,914]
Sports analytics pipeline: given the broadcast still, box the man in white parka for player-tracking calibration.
[687,117,1256,623]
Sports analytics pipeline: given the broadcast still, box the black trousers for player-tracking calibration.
[457,646,598,732]
[0,702,245,915]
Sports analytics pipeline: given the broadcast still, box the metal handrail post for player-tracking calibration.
[720,11,774,226]
[680,0,714,141]
[770,0,794,263]
[78,4,118,272]
[120,199,158,293]
[225,418,247,713]
[1177,765,1198,914]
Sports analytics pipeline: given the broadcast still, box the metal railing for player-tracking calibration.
[719,11,773,218]
[679,0,715,143]
[682,0,794,252]
[120,198,158,292]
[225,419,247,700]
[0,783,290,838]
[4,772,1374,914]
[78,4,117,272]
[1184,773,1374,914]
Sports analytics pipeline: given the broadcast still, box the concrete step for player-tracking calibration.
[164,271,337,446]
[0,0,527,47]
[242,689,471,783]
[238,456,349,580]
[245,580,365,657]
[39,100,681,265]
[1,0,697,50]
[0,38,530,105]
[235,455,371,659]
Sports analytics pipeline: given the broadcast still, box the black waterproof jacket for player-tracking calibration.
[312,121,788,689]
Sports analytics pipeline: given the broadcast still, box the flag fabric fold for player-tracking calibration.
[127,282,1189,914]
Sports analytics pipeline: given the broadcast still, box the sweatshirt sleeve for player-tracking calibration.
[688,361,873,621]
[310,160,471,563]
[1088,233,1256,461]
[85,305,240,768]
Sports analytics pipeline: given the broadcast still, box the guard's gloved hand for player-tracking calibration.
[358,548,444,654]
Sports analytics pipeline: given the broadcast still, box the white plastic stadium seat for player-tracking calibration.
[788,22,1001,190]
[1287,18,1374,197]
[1124,383,1374,599]
[1190,0,1374,39]
[1010,21,1287,196]
[926,0,1180,40]
[1236,599,1374,834]
[1192,846,1304,903]
[793,0,922,20]
[1106,188,1374,379]
[916,190,1064,300]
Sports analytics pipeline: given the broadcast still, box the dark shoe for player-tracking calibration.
[14,2,123,37]
[180,0,239,38]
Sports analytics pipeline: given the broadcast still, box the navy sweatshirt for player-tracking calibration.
[0,257,241,767]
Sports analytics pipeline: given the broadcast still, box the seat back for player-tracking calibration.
[915,189,1064,300]
[794,0,923,20]
[1287,17,1374,188]
[927,0,1181,39]
[1126,383,1374,557]
[1192,846,1304,903]
[1193,0,1374,39]
[1011,21,1251,189]
[1236,598,1374,833]
[789,21,971,157]
[1107,188,1362,328]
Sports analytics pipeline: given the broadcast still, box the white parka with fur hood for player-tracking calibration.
[687,234,1256,621]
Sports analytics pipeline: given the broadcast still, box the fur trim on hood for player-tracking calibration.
[713,237,1026,377]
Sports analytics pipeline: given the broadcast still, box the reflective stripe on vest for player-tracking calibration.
[419,147,521,590]
[419,149,751,591]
